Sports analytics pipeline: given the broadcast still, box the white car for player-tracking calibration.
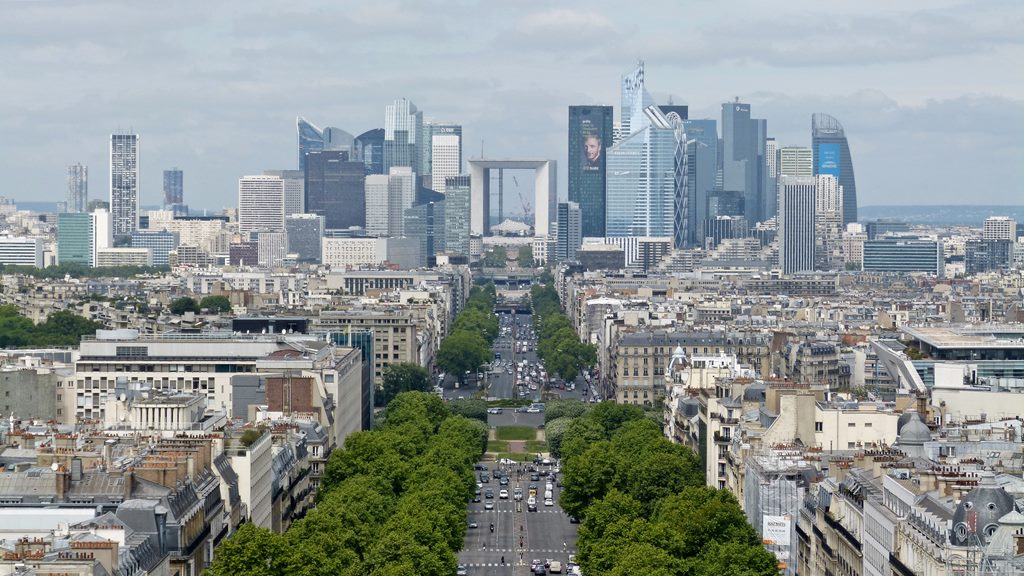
[499,489,509,499]
[544,498,554,507]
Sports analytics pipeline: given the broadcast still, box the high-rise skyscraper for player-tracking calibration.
[110,134,139,240]
[354,129,385,175]
[304,151,366,230]
[556,201,582,262]
[778,176,817,275]
[383,99,423,174]
[620,61,653,137]
[681,119,718,247]
[365,167,415,237]
[424,123,462,193]
[66,163,88,213]
[297,116,355,172]
[444,175,471,257]
[238,175,285,235]
[568,106,613,238]
[812,113,858,225]
[815,174,844,270]
[263,170,305,216]
[721,101,769,225]
[163,168,183,209]
[606,106,680,238]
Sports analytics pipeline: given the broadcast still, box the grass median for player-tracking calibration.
[495,425,536,441]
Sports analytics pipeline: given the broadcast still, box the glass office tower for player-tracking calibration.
[568,106,613,238]
[304,151,366,230]
[812,113,858,226]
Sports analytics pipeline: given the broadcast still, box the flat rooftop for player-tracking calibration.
[903,326,1024,350]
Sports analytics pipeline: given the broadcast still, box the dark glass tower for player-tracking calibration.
[721,101,769,225]
[163,168,183,208]
[812,113,858,225]
[355,128,385,175]
[568,105,613,238]
[304,151,366,230]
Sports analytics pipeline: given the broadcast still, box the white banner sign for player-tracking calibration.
[762,515,791,546]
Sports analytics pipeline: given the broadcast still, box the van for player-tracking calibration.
[548,561,563,573]
[543,489,552,500]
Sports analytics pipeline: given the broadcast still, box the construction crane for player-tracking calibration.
[518,191,532,222]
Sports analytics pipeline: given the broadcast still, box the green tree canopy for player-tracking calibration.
[436,331,491,382]
[447,398,488,423]
[377,363,432,407]
[199,294,233,313]
[169,296,200,315]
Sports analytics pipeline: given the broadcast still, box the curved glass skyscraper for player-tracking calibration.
[297,117,324,171]
[812,113,857,225]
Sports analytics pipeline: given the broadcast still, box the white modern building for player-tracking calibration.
[430,125,462,193]
[0,236,43,267]
[321,237,388,268]
[364,167,415,237]
[262,169,305,216]
[778,147,813,178]
[238,175,285,235]
[983,216,1017,242]
[95,247,152,267]
[257,231,287,268]
[110,133,139,239]
[469,159,556,237]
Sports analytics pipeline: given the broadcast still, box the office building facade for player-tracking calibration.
[866,219,910,240]
[238,175,285,235]
[568,105,613,238]
[405,201,444,267]
[778,176,817,275]
[263,170,305,216]
[286,213,324,263]
[257,231,287,268]
[425,122,462,193]
[163,167,183,209]
[0,236,43,268]
[862,239,944,276]
[297,116,354,172]
[606,107,680,238]
[354,129,385,176]
[812,113,858,225]
[444,175,471,257]
[722,102,769,225]
[66,163,88,213]
[779,147,813,178]
[681,119,718,247]
[304,151,366,230]
[383,98,423,174]
[983,216,1017,241]
[556,201,582,262]
[110,133,139,239]
[965,239,1015,275]
[130,230,179,267]
[57,212,94,266]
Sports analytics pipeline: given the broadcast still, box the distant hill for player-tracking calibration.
[859,205,1024,226]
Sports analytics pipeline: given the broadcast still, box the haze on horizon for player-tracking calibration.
[1,0,1021,210]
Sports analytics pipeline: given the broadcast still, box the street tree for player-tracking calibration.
[436,331,491,383]
[378,363,432,407]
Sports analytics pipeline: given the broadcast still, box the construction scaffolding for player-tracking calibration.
[744,448,815,576]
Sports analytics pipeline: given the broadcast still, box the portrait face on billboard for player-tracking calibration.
[584,134,602,167]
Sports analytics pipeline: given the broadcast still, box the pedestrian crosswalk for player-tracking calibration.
[468,549,576,554]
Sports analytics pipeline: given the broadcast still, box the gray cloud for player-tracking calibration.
[0,0,1020,209]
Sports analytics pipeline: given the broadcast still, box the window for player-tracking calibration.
[864,422,873,428]
[815,422,823,432]
[848,422,856,427]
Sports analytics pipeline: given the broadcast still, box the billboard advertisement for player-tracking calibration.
[579,117,606,172]
[762,515,791,546]
[818,143,840,177]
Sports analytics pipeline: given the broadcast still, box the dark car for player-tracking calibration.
[533,566,546,575]
[485,490,494,499]
[569,515,580,524]
[530,473,540,482]
[499,477,509,486]
[479,474,489,483]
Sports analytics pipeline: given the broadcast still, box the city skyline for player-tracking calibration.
[1,0,1021,210]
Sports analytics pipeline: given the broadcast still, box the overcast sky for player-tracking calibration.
[2,0,1022,211]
